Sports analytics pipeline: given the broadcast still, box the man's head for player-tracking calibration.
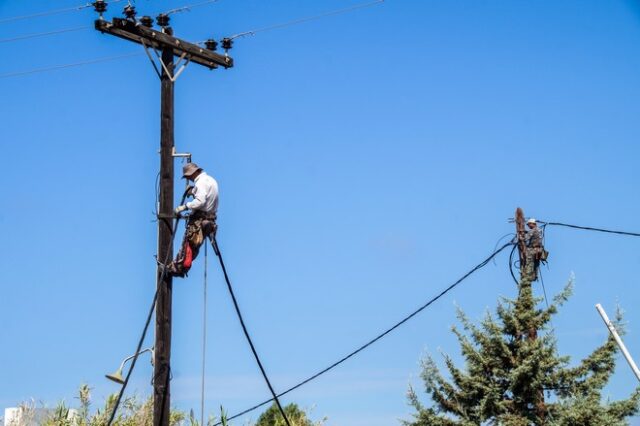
[527,218,537,229]
[182,162,202,181]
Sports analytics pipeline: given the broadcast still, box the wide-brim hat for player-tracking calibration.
[182,162,202,179]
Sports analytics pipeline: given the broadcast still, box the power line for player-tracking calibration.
[0,0,124,25]
[1,0,220,45]
[0,52,144,80]
[229,0,385,40]
[542,221,640,238]
[212,237,293,426]
[106,215,183,426]
[165,0,219,16]
[0,26,89,44]
[214,241,515,425]
[0,0,384,79]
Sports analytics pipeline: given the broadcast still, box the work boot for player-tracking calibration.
[155,257,185,278]
[167,262,186,278]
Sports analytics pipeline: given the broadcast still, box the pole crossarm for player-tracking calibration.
[95,18,233,69]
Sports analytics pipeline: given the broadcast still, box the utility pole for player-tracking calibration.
[514,207,545,423]
[155,40,175,425]
[93,2,233,425]
[515,207,527,273]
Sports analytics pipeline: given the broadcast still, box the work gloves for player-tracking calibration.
[175,205,188,215]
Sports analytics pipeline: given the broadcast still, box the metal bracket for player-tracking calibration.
[172,147,191,162]
[141,39,191,82]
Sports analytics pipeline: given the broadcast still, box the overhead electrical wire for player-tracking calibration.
[1,0,384,79]
[212,237,293,426]
[0,0,219,45]
[541,221,640,238]
[215,220,638,423]
[0,0,124,24]
[214,240,515,425]
[229,0,384,40]
[165,0,219,16]
[0,52,144,79]
[0,26,89,44]
[107,183,194,426]
[106,215,182,426]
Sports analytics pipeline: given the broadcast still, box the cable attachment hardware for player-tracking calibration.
[93,0,108,19]
[204,39,218,51]
[139,15,153,28]
[123,4,136,20]
[156,13,170,28]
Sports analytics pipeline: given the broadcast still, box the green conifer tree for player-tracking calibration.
[404,269,640,426]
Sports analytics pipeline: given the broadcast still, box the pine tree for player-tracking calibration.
[404,266,640,425]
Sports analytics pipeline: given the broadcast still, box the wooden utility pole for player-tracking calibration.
[94,3,233,425]
[515,207,526,270]
[155,40,175,425]
[514,207,545,423]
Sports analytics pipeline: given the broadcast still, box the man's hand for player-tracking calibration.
[175,205,188,215]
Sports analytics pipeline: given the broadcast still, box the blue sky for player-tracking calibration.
[1,0,640,425]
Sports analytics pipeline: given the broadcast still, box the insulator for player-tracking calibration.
[139,15,153,27]
[124,4,136,19]
[93,0,107,14]
[156,13,170,27]
[221,38,233,51]
[205,39,218,51]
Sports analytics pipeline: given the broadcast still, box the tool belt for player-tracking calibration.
[528,246,549,263]
[190,210,217,221]
[187,210,217,246]
[538,248,549,262]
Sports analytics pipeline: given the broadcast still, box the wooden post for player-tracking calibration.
[515,207,545,423]
[515,207,526,269]
[154,38,175,426]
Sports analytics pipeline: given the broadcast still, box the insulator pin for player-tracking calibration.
[139,15,153,27]
[205,39,218,51]
[221,38,233,51]
[156,13,170,27]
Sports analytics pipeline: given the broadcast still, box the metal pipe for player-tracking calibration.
[119,347,154,372]
[595,303,640,382]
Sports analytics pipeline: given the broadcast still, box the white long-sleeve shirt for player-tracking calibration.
[186,172,218,214]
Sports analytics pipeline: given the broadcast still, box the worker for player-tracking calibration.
[524,218,546,280]
[167,162,218,277]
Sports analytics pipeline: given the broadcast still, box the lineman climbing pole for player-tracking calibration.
[92,2,233,425]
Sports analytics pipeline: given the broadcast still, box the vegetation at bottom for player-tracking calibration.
[3,385,325,426]
[404,272,640,426]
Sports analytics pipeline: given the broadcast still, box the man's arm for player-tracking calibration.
[185,181,206,210]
